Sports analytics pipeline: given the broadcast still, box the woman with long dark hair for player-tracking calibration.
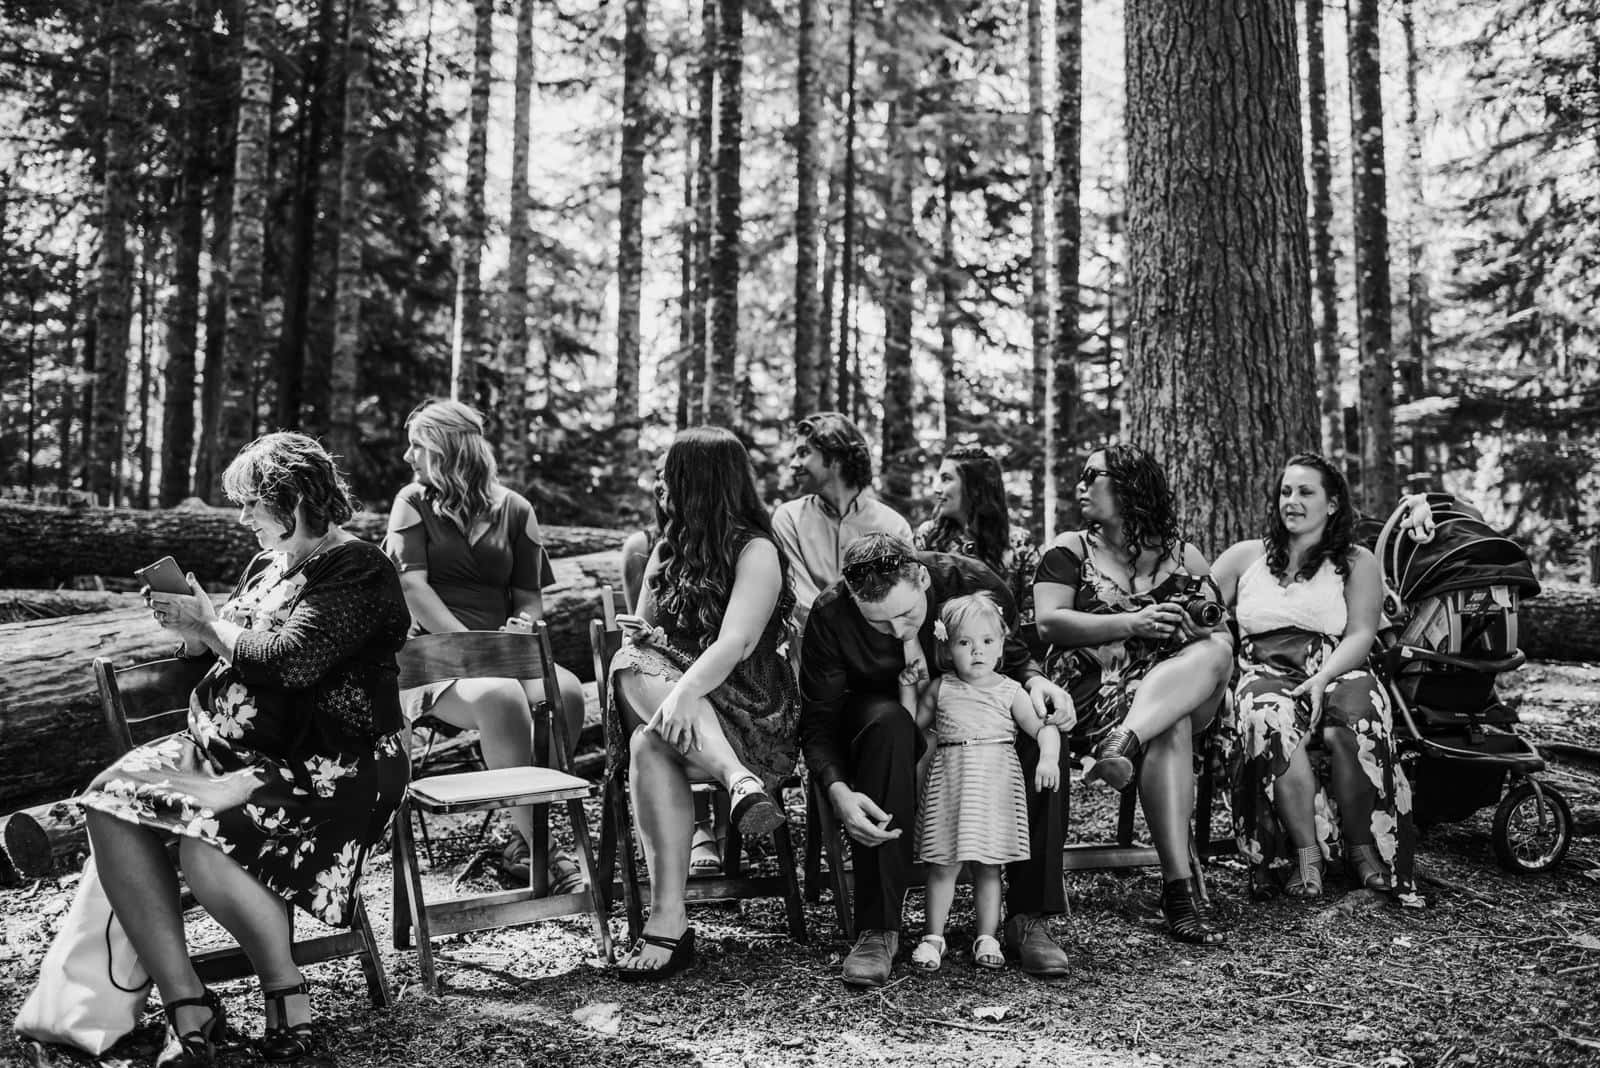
[914,445,1041,643]
[385,400,588,891]
[606,426,799,979]
[1212,454,1414,899]
[1032,444,1234,944]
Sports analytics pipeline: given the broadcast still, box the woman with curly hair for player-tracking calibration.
[914,446,1041,649]
[607,426,799,979]
[1032,444,1234,944]
[1212,454,1414,900]
[385,400,588,892]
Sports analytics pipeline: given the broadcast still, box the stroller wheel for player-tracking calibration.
[1491,780,1572,874]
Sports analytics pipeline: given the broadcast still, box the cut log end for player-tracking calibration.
[0,811,53,885]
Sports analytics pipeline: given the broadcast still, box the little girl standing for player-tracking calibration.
[905,593,1062,972]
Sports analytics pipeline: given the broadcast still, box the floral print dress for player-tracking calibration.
[1219,553,1416,895]
[79,541,411,928]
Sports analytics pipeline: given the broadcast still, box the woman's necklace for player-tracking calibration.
[283,529,339,570]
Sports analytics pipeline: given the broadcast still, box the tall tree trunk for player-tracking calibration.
[1053,0,1083,533]
[1124,0,1317,553]
[499,0,536,483]
[703,0,743,427]
[835,0,859,414]
[216,0,273,498]
[1398,0,1431,478]
[274,0,335,431]
[57,260,80,493]
[1306,0,1342,459]
[328,0,372,469]
[676,115,694,430]
[687,0,716,426]
[1027,0,1051,541]
[90,0,137,506]
[791,0,822,419]
[1347,0,1396,512]
[615,0,648,458]
[160,0,211,507]
[879,21,915,515]
[937,128,959,440]
[817,145,842,409]
[135,229,154,508]
[453,0,495,406]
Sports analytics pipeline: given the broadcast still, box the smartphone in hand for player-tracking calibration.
[135,556,191,595]
[615,613,648,633]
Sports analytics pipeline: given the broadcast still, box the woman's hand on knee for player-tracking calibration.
[647,687,703,754]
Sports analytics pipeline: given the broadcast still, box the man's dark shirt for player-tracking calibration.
[798,551,1044,791]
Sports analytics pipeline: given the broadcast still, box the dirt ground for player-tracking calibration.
[4,663,1599,1068]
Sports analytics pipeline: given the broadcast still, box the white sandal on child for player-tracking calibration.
[910,934,947,972]
[972,934,1005,970]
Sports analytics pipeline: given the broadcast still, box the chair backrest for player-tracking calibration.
[396,624,572,767]
[94,655,213,756]
[589,587,624,712]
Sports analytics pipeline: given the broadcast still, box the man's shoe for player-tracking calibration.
[1002,914,1070,978]
[841,929,899,988]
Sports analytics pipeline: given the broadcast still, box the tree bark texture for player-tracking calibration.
[159,0,213,507]
[1398,0,1431,477]
[0,501,629,588]
[328,0,373,468]
[500,0,536,483]
[193,162,233,501]
[835,0,859,415]
[937,132,959,440]
[1027,0,1051,541]
[687,0,716,426]
[1124,0,1318,555]
[1053,0,1084,533]
[216,0,273,498]
[879,76,916,515]
[1347,0,1396,512]
[89,0,137,506]
[453,0,495,406]
[615,0,648,457]
[0,551,623,811]
[791,0,822,420]
[1305,0,1342,460]
[703,0,743,427]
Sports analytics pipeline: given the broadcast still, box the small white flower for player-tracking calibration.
[932,620,948,642]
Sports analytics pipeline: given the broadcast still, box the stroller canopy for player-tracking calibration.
[1385,493,1541,603]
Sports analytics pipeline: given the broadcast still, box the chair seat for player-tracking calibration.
[409,767,593,812]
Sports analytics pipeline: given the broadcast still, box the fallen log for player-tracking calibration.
[0,500,627,587]
[1519,581,1600,663]
[0,588,142,623]
[0,551,623,812]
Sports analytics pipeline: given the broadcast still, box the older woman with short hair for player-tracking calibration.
[77,432,410,1067]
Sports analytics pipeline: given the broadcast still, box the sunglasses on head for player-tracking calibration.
[842,552,910,585]
[1078,466,1108,486]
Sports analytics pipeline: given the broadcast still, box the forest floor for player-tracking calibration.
[4,663,1600,1068]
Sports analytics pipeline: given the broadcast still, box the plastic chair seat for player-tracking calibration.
[408,767,593,812]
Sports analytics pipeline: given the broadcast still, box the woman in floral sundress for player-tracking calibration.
[75,433,410,1068]
[1212,454,1415,901]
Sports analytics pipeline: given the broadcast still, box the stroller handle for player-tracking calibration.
[1387,645,1526,675]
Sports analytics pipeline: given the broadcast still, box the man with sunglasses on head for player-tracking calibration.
[772,412,915,637]
[799,533,1077,987]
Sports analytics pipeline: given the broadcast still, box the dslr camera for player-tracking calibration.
[1164,578,1224,628]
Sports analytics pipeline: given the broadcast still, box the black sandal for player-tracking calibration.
[1161,878,1226,946]
[156,988,235,1068]
[1346,843,1394,892]
[614,926,697,982]
[259,980,336,1066]
[1085,726,1143,791]
[729,776,785,838]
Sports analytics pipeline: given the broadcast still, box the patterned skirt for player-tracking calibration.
[915,741,1030,866]
[1220,628,1416,894]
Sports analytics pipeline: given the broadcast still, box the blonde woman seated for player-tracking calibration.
[1212,454,1415,900]
[385,400,588,891]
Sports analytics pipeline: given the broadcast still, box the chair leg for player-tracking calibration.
[614,777,644,942]
[351,894,393,1009]
[1116,785,1138,846]
[565,797,614,963]
[724,810,745,879]
[1195,743,1217,862]
[597,776,620,911]
[811,781,853,942]
[393,800,438,994]
[392,813,411,951]
[803,781,822,903]
[773,823,808,943]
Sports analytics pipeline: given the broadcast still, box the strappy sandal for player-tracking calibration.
[1161,878,1226,946]
[614,926,697,982]
[156,988,226,1068]
[1284,844,1325,899]
[728,776,786,838]
[1085,726,1143,791]
[689,824,723,875]
[972,934,1005,971]
[909,934,947,972]
[259,980,336,1066]
[1346,843,1394,892]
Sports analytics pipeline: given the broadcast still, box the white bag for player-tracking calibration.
[13,857,153,1055]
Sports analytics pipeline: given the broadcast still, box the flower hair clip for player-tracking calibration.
[932,620,948,642]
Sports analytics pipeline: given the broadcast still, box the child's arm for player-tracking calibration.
[899,641,931,721]
[913,677,941,731]
[1011,685,1061,791]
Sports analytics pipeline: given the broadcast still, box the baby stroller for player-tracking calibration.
[1371,493,1572,873]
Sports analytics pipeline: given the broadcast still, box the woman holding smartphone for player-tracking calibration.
[385,399,588,892]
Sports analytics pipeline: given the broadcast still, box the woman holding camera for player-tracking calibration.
[1211,454,1413,900]
[1032,444,1233,944]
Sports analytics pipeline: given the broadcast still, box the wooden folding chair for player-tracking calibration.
[390,625,612,993]
[92,656,392,1008]
[589,589,807,943]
